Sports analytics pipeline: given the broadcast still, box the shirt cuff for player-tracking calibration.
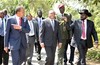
[95,41,98,44]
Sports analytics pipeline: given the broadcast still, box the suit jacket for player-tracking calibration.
[70,19,98,48]
[5,15,30,50]
[35,17,45,39]
[27,19,39,42]
[35,17,45,27]
[39,18,62,47]
[35,17,45,21]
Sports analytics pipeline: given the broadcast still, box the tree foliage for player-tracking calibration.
[82,0,100,5]
[59,0,100,42]
[0,0,55,17]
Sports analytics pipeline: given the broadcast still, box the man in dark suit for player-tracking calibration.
[4,6,30,65]
[26,13,38,65]
[39,10,62,65]
[70,9,98,65]
[0,10,9,65]
[35,10,45,61]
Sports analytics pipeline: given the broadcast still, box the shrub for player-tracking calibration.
[87,48,100,62]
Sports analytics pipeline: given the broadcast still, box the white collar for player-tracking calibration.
[15,15,20,19]
[81,19,87,22]
[48,18,54,21]
[38,17,42,19]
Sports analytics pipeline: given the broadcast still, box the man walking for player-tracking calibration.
[59,13,75,65]
[57,4,75,65]
[0,10,9,65]
[70,9,98,65]
[35,10,45,61]
[26,13,38,65]
[4,6,30,65]
[39,10,62,65]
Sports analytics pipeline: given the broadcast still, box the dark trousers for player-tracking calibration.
[64,39,75,63]
[45,46,56,65]
[11,43,26,65]
[77,39,88,65]
[35,41,42,54]
[26,36,35,62]
[0,36,9,65]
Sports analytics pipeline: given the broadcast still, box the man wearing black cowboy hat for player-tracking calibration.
[70,9,98,65]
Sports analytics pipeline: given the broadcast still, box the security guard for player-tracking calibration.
[57,13,75,65]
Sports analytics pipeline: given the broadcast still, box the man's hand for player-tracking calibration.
[40,43,45,48]
[4,47,8,53]
[12,24,22,30]
[94,41,99,48]
[94,43,99,48]
[58,43,62,49]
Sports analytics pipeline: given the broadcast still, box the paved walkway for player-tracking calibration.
[8,46,100,65]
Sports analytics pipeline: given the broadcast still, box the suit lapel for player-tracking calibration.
[54,20,56,32]
[21,18,24,26]
[32,20,36,34]
[14,16,18,24]
[47,19,54,31]
[78,20,82,33]
[35,18,39,29]
[86,20,89,36]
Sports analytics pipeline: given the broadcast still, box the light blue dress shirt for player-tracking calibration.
[0,18,6,36]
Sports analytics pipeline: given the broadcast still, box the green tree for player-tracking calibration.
[0,0,55,17]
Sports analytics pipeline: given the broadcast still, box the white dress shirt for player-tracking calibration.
[15,15,21,25]
[4,15,9,21]
[50,19,55,31]
[81,19,87,40]
[37,17,43,28]
[28,20,35,36]
[0,18,6,36]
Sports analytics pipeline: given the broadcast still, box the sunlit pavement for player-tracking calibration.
[8,45,100,65]
[8,45,78,65]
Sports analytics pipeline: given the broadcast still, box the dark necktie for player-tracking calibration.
[19,18,22,25]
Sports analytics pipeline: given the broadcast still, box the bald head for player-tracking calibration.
[37,10,42,18]
[48,10,55,19]
[3,9,7,15]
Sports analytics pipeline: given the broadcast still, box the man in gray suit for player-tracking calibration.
[70,9,98,65]
[4,6,30,65]
[39,10,62,65]
[26,13,38,65]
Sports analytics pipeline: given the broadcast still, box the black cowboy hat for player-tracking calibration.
[79,9,92,17]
